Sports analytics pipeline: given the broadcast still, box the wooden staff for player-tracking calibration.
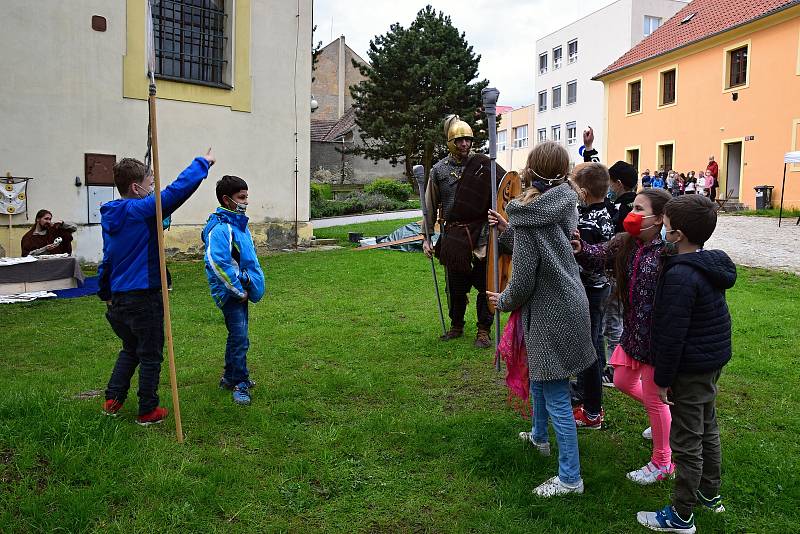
[481,87,501,370]
[148,74,184,443]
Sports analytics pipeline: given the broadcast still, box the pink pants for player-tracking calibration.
[611,346,672,467]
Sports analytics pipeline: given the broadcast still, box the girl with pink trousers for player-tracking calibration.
[573,188,675,485]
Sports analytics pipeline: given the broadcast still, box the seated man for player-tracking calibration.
[21,209,77,256]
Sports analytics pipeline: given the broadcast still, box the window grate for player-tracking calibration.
[152,0,229,87]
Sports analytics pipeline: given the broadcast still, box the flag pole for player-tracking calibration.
[146,1,183,443]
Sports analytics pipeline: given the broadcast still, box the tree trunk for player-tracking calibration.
[404,153,417,194]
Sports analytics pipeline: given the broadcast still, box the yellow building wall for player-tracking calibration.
[603,8,800,208]
[497,105,535,174]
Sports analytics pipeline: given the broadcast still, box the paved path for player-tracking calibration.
[311,209,422,229]
[706,215,800,274]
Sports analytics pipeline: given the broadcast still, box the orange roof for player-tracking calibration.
[595,0,798,79]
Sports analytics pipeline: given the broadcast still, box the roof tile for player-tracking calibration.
[596,0,798,78]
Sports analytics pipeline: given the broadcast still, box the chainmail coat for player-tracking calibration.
[496,183,596,382]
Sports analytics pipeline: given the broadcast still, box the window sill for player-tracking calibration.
[155,74,232,90]
[722,83,749,93]
[626,110,643,117]
[657,101,677,109]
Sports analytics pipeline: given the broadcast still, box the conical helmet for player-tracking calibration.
[444,115,473,158]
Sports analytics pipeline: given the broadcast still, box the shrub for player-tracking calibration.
[310,191,413,219]
[364,179,413,202]
[310,183,332,202]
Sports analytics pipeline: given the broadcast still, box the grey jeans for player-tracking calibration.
[669,369,723,517]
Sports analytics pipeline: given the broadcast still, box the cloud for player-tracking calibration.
[313,0,616,108]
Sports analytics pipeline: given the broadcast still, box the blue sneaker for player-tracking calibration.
[637,505,696,533]
[232,382,251,405]
[696,490,725,513]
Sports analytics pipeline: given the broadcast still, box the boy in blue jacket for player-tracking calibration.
[202,175,265,405]
[99,149,215,425]
[637,195,736,533]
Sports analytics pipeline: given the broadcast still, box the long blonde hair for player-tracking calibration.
[518,141,571,205]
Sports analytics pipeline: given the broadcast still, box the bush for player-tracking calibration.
[364,179,413,202]
[310,191,413,218]
[310,183,332,202]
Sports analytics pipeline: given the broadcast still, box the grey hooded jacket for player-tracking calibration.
[496,183,596,382]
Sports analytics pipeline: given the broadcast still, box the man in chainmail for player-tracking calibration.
[423,115,505,348]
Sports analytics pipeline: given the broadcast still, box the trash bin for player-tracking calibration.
[754,185,774,210]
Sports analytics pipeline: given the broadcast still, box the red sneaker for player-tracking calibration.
[103,399,124,417]
[136,407,169,426]
[573,405,602,430]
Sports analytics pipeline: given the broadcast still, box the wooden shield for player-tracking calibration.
[487,171,522,313]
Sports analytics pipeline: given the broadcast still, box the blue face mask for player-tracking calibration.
[660,225,667,241]
[607,189,618,202]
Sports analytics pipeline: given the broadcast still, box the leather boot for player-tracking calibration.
[474,327,491,349]
[439,327,464,341]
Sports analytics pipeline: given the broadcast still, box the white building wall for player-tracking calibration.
[534,0,686,165]
[0,0,312,262]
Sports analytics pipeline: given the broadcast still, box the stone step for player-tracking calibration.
[310,238,339,246]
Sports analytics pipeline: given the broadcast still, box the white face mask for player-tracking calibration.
[226,196,247,214]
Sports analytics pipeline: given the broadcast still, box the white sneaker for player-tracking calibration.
[518,431,551,456]
[627,461,675,485]
[642,426,653,440]
[533,476,584,497]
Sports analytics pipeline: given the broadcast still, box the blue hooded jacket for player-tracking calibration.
[97,157,210,300]
[201,207,265,308]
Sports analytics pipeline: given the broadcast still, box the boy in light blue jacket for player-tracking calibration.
[202,175,265,405]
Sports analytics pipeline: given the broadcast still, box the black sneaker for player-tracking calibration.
[696,490,725,513]
[601,367,615,388]
[219,377,256,390]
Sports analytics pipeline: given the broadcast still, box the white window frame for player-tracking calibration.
[567,80,577,105]
[539,52,548,75]
[497,129,507,151]
[513,125,529,149]
[568,39,578,63]
[566,122,577,145]
[644,16,662,37]
[537,128,547,142]
[552,85,562,109]
[551,125,562,143]
[538,90,547,112]
[553,46,562,70]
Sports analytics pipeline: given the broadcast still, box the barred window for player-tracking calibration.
[152,0,229,87]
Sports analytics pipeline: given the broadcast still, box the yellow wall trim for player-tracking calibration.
[123,0,252,112]
[597,4,800,83]
[657,64,679,109]
[721,39,752,93]
[626,76,643,116]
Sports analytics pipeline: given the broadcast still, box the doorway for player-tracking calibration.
[658,143,674,172]
[723,141,742,198]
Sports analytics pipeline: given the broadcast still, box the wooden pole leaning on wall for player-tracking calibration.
[148,82,184,443]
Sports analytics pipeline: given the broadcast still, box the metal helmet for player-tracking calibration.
[444,115,473,158]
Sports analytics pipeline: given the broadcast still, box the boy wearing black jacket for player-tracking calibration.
[637,195,736,534]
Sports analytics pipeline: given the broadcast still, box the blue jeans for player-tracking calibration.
[531,379,582,485]
[222,298,250,385]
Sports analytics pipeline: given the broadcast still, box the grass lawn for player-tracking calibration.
[2,221,799,532]
[727,208,800,218]
[313,218,420,246]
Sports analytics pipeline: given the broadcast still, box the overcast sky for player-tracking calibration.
[313,0,618,108]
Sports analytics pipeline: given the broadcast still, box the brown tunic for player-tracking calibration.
[20,223,75,256]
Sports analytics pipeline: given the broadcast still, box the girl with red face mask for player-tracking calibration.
[572,188,675,486]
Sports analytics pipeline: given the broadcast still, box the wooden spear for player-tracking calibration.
[146,1,183,443]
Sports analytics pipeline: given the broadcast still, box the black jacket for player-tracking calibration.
[612,191,637,234]
[652,250,737,387]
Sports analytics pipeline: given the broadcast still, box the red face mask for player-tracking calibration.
[623,212,656,236]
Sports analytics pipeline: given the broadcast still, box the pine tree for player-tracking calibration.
[350,6,490,191]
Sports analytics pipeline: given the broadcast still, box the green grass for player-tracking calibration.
[727,208,800,218]
[1,226,799,532]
